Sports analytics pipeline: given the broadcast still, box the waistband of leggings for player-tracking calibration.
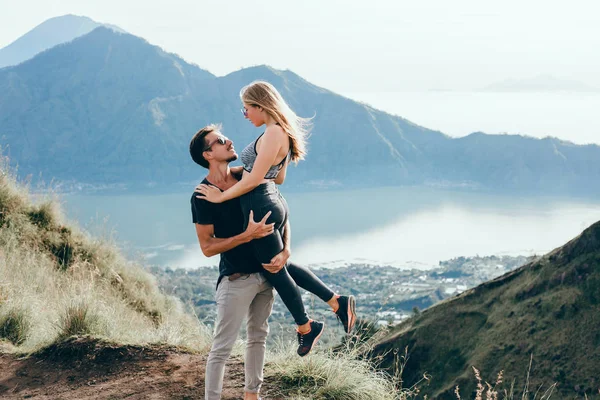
[249,181,278,195]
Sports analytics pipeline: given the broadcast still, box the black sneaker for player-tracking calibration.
[296,320,324,357]
[335,295,356,334]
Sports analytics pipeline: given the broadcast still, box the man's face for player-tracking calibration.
[204,132,238,164]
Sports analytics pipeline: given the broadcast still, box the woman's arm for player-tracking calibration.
[197,127,285,203]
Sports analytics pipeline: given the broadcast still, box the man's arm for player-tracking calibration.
[195,210,274,257]
[195,224,251,257]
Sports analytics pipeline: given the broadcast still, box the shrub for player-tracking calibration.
[58,304,96,339]
[0,308,30,345]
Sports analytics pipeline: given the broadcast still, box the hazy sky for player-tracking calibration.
[1,0,599,93]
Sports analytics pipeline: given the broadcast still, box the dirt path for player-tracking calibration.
[0,338,283,400]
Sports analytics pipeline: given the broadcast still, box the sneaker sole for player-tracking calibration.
[347,295,356,334]
[301,322,325,357]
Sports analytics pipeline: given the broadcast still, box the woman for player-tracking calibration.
[196,80,356,357]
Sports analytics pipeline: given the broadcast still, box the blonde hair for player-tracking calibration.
[240,80,311,163]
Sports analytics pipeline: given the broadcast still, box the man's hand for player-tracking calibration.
[263,248,290,273]
[245,210,275,240]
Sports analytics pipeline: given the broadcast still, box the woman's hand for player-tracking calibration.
[195,184,225,203]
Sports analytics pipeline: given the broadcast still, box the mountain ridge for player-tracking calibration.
[1,26,599,195]
[0,15,124,69]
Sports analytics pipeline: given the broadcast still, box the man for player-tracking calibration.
[190,124,283,400]
[190,123,357,398]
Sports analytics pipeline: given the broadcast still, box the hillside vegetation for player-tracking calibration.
[0,157,211,354]
[370,217,600,399]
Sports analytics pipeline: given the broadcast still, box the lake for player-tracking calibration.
[61,186,600,270]
[60,90,600,270]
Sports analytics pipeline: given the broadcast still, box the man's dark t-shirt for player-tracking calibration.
[191,178,262,287]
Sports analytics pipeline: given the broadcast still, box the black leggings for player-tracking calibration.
[240,182,335,326]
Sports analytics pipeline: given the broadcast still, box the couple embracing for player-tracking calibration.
[190,81,356,399]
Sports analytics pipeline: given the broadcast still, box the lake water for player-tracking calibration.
[59,91,600,270]
[61,187,600,270]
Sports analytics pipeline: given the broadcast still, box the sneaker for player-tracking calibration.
[296,320,324,357]
[335,295,356,334]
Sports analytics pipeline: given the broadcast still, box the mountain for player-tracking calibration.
[0,15,124,68]
[0,27,216,184]
[481,75,599,92]
[369,220,600,399]
[1,27,600,194]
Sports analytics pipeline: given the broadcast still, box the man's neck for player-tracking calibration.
[206,163,235,190]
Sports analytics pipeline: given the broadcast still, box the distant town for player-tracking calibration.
[150,254,534,340]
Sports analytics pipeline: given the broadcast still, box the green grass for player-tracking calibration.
[369,221,600,399]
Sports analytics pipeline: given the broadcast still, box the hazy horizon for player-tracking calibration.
[2,2,599,145]
[1,1,599,94]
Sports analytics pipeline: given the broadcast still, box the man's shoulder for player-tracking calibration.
[190,178,210,200]
[191,178,215,221]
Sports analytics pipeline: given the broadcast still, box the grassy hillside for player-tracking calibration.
[370,218,600,399]
[0,157,212,354]
[0,159,409,399]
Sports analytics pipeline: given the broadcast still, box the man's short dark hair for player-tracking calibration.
[190,124,222,169]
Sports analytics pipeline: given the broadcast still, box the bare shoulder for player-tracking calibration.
[264,124,287,140]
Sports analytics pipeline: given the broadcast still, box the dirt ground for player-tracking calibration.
[0,337,283,400]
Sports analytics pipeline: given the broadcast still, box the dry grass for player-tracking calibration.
[264,331,428,400]
[266,344,401,400]
[0,157,212,354]
[0,307,31,345]
[454,356,556,400]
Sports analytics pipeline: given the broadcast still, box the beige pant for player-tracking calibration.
[205,273,274,399]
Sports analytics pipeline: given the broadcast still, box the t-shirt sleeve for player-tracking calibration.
[191,194,214,225]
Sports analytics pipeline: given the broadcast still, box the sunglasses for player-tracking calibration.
[203,136,228,151]
[241,107,248,117]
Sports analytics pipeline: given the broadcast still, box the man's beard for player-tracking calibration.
[227,154,238,163]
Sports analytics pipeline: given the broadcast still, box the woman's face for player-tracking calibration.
[243,102,265,127]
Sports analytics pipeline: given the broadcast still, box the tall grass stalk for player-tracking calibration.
[455,355,556,400]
